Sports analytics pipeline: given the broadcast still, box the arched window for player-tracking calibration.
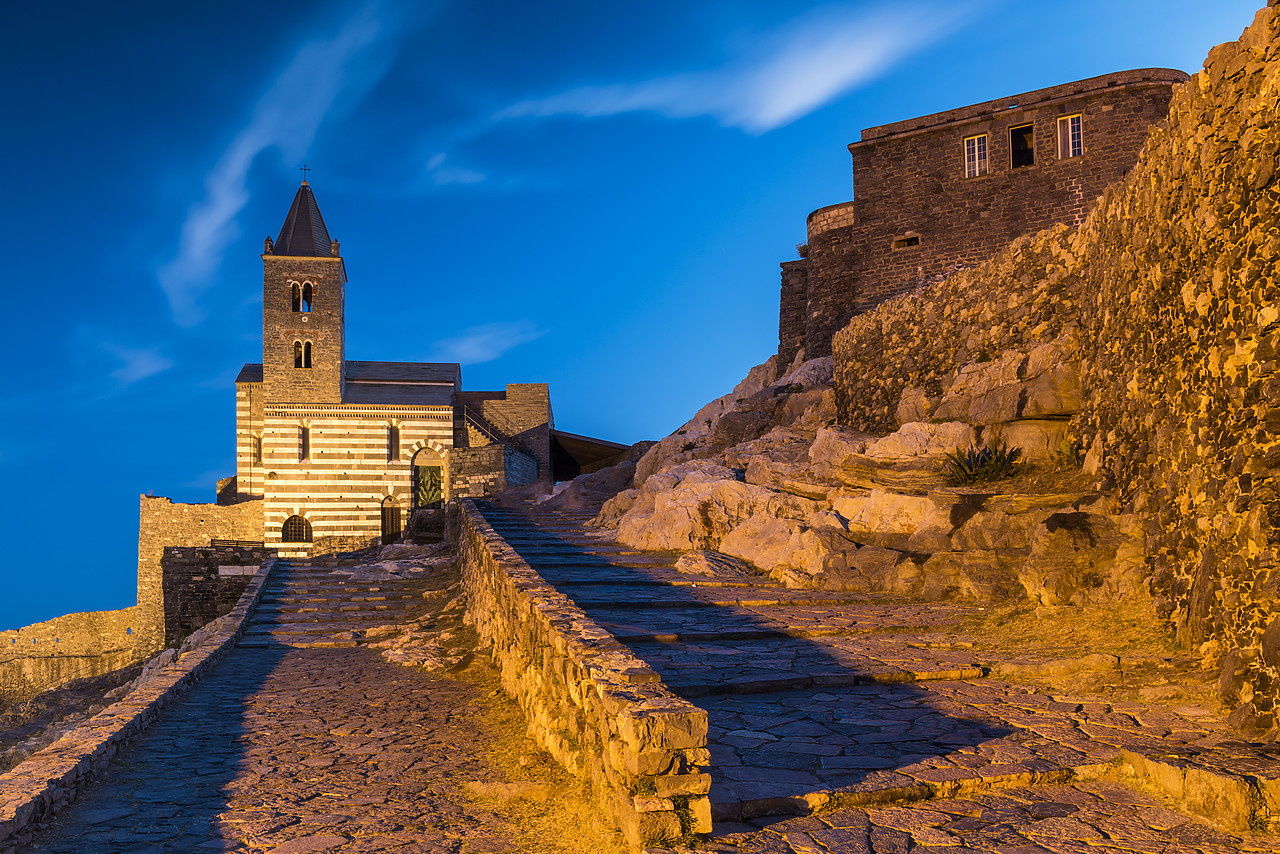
[294,340,303,368]
[282,515,312,543]
[303,341,312,368]
[300,425,310,460]
[411,447,445,509]
[387,425,400,461]
[302,282,313,312]
[291,282,302,312]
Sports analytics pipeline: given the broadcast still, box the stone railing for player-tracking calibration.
[0,558,277,848]
[456,501,710,850]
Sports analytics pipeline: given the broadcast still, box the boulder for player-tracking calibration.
[1017,510,1132,606]
[774,356,834,390]
[896,386,936,424]
[864,422,975,460]
[832,489,932,550]
[809,426,871,470]
[673,551,757,578]
[539,460,637,513]
[614,463,817,552]
[995,420,1069,462]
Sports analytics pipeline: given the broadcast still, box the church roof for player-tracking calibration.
[345,361,460,386]
[236,364,263,384]
[272,182,333,256]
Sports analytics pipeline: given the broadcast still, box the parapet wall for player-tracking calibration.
[456,501,710,849]
[832,4,1280,733]
[0,607,147,702]
[161,544,271,646]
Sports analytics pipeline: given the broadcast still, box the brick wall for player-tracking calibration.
[160,545,270,646]
[792,69,1187,360]
[137,496,264,651]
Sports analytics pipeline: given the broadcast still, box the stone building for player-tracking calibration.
[779,68,1189,364]
[228,181,561,556]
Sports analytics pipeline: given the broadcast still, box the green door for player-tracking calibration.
[414,465,443,509]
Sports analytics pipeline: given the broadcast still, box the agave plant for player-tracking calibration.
[942,441,1023,485]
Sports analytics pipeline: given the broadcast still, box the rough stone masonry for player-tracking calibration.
[831,2,1280,735]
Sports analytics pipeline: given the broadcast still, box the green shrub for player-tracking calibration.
[943,442,1023,485]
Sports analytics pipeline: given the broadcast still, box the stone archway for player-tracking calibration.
[410,446,445,509]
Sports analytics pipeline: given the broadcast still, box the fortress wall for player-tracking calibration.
[833,4,1280,731]
[0,607,146,702]
[137,496,264,651]
[800,71,1183,360]
[456,501,710,850]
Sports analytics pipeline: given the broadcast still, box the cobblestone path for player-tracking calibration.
[16,561,615,854]
[477,504,1280,853]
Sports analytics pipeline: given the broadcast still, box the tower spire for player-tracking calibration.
[271,181,331,256]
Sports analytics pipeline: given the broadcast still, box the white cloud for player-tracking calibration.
[425,152,486,185]
[158,4,392,327]
[428,321,545,365]
[104,344,174,385]
[495,3,972,134]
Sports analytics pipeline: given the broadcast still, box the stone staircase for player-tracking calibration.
[474,502,1280,841]
[240,559,432,649]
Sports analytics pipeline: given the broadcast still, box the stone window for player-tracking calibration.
[282,515,312,543]
[892,233,920,250]
[1010,124,1035,168]
[253,435,262,465]
[300,425,310,461]
[290,282,314,312]
[964,134,988,177]
[1057,114,1083,159]
[293,340,312,368]
[388,424,400,461]
[291,282,301,312]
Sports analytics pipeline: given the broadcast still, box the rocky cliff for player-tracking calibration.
[571,4,1280,736]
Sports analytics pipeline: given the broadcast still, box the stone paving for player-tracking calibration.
[477,503,1280,852]
[13,559,618,854]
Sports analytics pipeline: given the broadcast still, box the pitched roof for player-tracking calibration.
[236,363,264,383]
[345,361,460,386]
[272,182,333,257]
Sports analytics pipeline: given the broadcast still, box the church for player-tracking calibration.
[225,181,618,557]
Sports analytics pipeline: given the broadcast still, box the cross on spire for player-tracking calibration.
[299,164,311,183]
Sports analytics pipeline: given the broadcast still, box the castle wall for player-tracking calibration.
[137,496,264,650]
[0,607,146,702]
[260,404,452,556]
[777,259,810,368]
[831,4,1280,732]
[450,445,538,499]
[798,69,1186,359]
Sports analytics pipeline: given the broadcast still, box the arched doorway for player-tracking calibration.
[282,515,312,543]
[411,447,444,510]
[381,496,402,545]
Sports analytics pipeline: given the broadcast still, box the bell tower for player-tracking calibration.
[261,181,346,404]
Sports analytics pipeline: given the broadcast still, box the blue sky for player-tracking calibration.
[0,0,1262,630]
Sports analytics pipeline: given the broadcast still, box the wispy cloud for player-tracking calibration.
[426,152,486,186]
[495,3,971,134]
[428,321,545,365]
[158,4,394,327]
[103,343,174,385]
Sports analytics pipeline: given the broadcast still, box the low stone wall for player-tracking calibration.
[456,501,710,850]
[0,557,276,849]
[161,544,272,646]
[0,608,148,703]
